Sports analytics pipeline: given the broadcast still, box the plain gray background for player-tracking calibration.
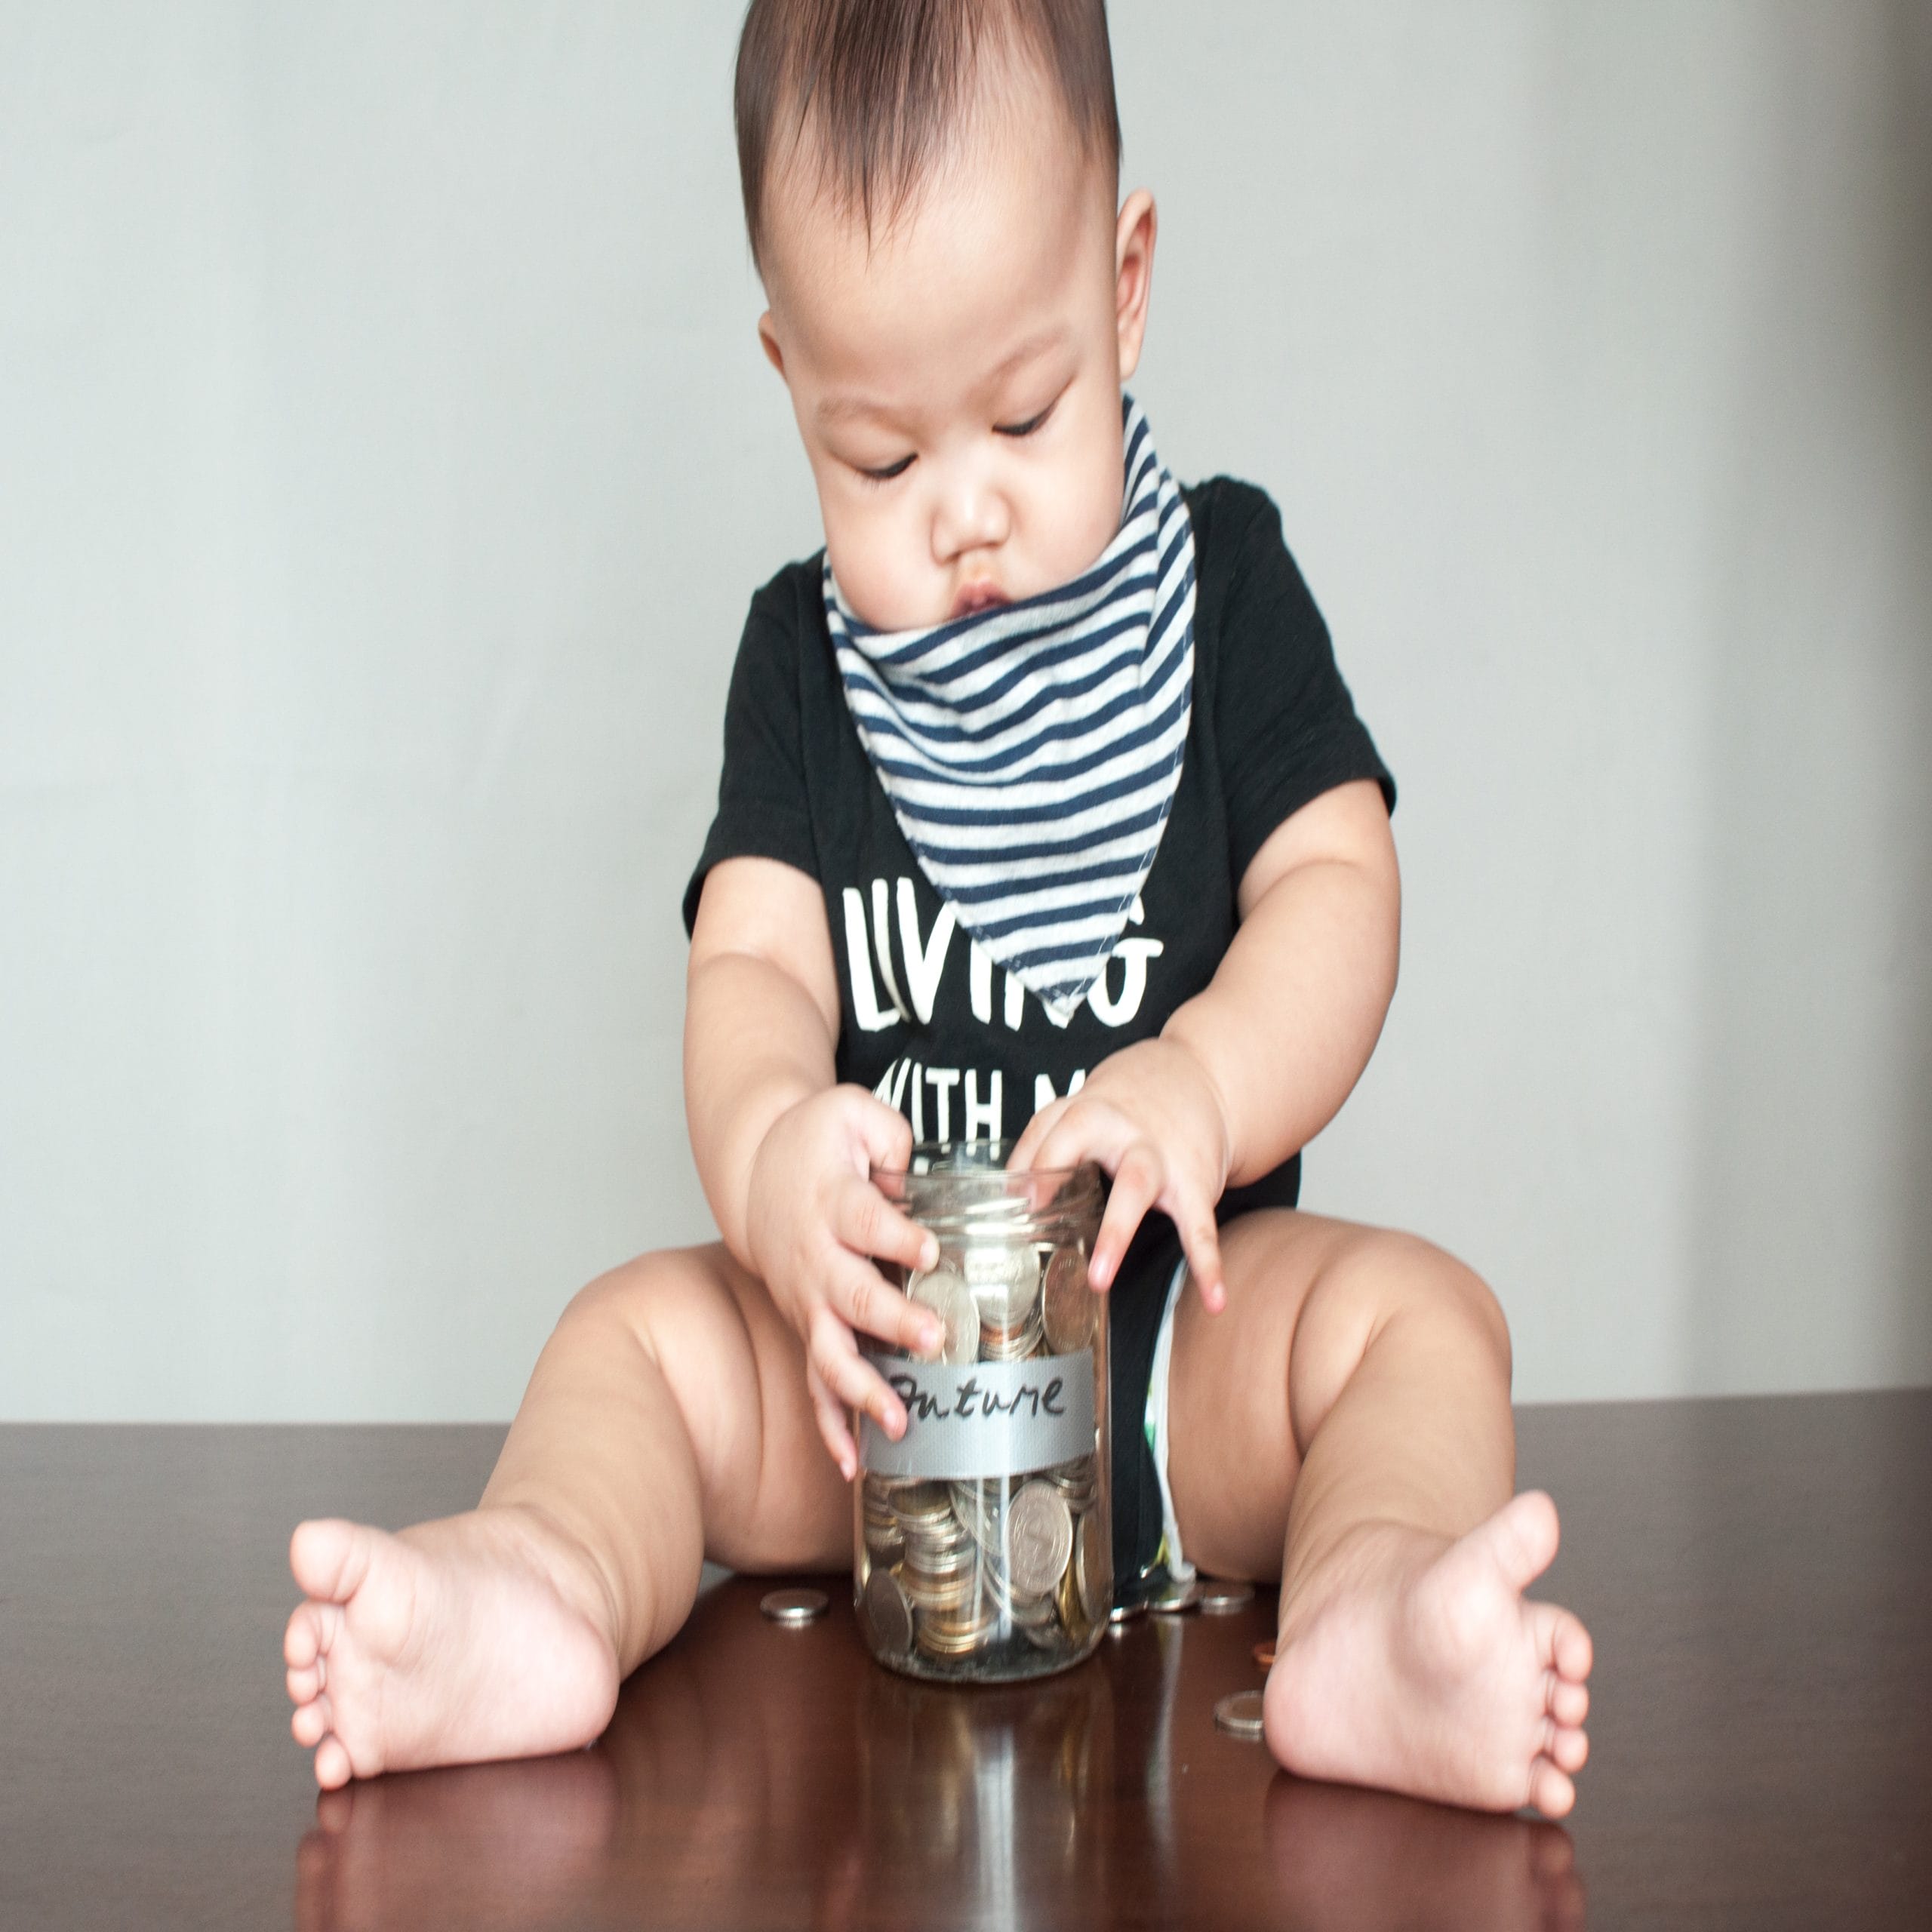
[3,2,1929,1421]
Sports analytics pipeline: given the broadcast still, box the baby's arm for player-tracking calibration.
[1167,776,1399,1189]
[1011,777,1399,1308]
[686,856,943,1475]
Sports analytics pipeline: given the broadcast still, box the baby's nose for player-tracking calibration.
[933,479,1011,561]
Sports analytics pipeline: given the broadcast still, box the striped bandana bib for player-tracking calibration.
[827,394,1195,1024]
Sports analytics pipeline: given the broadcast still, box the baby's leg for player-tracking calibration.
[283,1244,848,1789]
[1165,1211,1593,1817]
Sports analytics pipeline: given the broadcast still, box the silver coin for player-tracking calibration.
[962,1241,1041,1328]
[1005,1480,1075,1601]
[1041,1244,1094,1352]
[1148,1574,1204,1616]
[1214,1690,1266,1741]
[1198,1579,1256,1616]
[759,1587,829,1626]
[862,1568,915,1657]
[1075,1509,1112,1625]
[908,1264,980,1364]
[1106,1598,1146,1626]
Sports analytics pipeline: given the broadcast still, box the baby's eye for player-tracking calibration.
[995,401,1056,438]
[858,454,915,484]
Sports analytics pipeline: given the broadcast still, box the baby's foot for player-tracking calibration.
[283,1508,620,1789]
[1263,1491,1593,1817]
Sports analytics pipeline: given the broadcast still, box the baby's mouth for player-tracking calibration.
[951,582,1010,619]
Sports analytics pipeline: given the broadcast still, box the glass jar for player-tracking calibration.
[854,1142,1110,1683]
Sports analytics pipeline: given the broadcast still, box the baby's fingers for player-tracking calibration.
[1007,1094,1072,1174]
[833,1173,938,1275]
[1177,1207,1226,1314]
[805,1358,858,1480]
[828,1243,945,1359]
[1091,1141,1162,1291]
[809,1306,906,1468]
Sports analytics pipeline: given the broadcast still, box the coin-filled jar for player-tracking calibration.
[855,1143,1109,1683]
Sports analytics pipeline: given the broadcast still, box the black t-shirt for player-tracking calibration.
[683,475,1395,1220]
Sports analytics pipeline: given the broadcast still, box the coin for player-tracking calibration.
[908,1264,980,1365]
[1214,1690,1266,1741]
[759,1587,829,1626]
[1005,1480,1075,1600]
[1253,1640,1277,1671]
[862,1568,914,1657]
[1148,1573,1204,1616]
[1075,1509,1111,1625]
[1198,1579,1255,1616]
[978,1306,1046,1361]
[1041,1244,1094,1352]
[963,1241,1041,1328]
[1106,1598,1146,1626]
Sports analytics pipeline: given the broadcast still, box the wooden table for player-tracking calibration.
[2,1391,1927,1930]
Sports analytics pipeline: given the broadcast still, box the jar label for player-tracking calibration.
[857,1347,1097,1480]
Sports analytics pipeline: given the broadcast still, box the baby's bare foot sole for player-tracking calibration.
[283,1507,620,1789]
[1263,1491,1594,1817]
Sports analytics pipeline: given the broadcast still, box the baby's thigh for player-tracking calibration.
[1165,1211,1509,1580]
[1160,1211,1348,1580]
[571,1242,853,1573]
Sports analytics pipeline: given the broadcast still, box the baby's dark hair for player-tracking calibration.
[734,0,1121,272]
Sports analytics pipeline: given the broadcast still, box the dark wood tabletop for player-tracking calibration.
[2,1390,1927,1930]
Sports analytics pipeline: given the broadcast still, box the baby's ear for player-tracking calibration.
[757,312,788,379]
[1114,189,1157,380]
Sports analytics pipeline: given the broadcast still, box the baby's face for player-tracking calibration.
[756,85,1155,631]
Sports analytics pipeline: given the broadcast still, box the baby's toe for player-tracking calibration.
[1546,1722,1589,1774]
[1527,1599,1593,1681]
[284,1600,323,1670]
[292,1694,332,1749]
[1546,1670,1589,1727]
[290,1518,370,1604]
[1526,1756,1576,1819]
[313,1733,355,1791]
[287,1658,324,1704]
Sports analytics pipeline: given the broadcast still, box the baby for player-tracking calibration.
[285,0,1593,1817]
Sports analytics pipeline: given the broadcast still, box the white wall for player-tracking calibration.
[3,2,1927,1420]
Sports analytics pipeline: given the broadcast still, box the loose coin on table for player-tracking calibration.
[1149,1574,1204,1616]
[1253,1639,1277,1670]
[1198,1579,1256,1615]
[759,1587,829,1626]
[1214,1690,1267,1740]
[908,1263,980,1365]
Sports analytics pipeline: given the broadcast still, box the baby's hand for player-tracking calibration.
[745,1086,945,1478]
[1008,1038,1233,1313]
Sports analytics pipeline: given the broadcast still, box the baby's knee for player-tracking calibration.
[1312,1229,1512,1377]
[555,1245,732,1364]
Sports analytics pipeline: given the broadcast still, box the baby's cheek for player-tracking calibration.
[820,500,937,631]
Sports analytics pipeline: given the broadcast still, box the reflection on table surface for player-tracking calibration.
[294,1574,1583,1932]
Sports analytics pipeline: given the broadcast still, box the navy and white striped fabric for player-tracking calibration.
[827,395,1195,1023]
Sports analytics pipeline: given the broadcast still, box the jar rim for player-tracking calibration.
[871,1141,1105,1230]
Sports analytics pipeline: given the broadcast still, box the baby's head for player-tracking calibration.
[736,0,1155,629]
